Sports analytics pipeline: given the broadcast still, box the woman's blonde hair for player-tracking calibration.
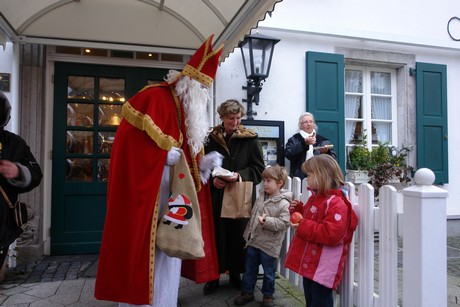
[301,155,344,195]
[262,164,288,186]
[217,99,246,117]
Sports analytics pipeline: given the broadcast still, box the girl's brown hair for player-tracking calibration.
[301,155,345,195]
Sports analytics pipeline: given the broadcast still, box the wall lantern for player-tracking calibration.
[238,33,280,120]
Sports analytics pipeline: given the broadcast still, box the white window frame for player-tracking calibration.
[345,65,398,151]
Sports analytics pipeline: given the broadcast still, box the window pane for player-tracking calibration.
[99,78,125,102]
[97,159,110,182]
[83,48,107,57]
[67,103,94,127]
[371,122,392,144]
[345,70,362,93]
[66,158,93,181]
[111,50,133,59]
[136,52,160,60]
[371,97,392,120]
[345,95,362,119]
[98,132,116,154]
[99,105,123,126]
[161,53,183,62]
[67,131,93,154]
[371,72,391,94]
[347,121,365,144]
[68,76,94,100]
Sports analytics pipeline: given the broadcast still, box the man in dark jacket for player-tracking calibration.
[285,112,336,180]
[0,91,43,269]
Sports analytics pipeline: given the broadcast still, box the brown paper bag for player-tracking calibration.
[220,178,253,219]
[156,150,205,260]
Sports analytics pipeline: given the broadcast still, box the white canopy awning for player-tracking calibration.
[0,0,282,58]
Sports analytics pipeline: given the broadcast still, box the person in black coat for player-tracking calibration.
[203,99,265,295]
[285,112,336,180]
[0,92,43,268]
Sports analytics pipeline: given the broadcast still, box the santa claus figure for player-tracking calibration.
[163,194,193,229]
[95,35,223,306]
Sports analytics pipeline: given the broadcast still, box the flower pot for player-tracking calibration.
[346,170,370,184]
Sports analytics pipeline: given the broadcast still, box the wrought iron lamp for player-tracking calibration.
[239,33,280,120]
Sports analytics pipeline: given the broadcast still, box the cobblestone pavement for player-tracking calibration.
[1,236,460,306]
[0,254,305,306]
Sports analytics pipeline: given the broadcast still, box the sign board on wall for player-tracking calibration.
[241,120,285,166]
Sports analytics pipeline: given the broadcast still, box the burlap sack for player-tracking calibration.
[155,150,205,259]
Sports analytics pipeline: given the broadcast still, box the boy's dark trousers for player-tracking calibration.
[241,246,276,298]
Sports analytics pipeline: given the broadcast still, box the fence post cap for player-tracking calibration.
[413,168,435,185]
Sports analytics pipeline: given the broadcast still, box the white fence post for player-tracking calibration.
[357,183,375,307]
[402,168,448,306]
[337,182,357,307]
[378,185,398,307]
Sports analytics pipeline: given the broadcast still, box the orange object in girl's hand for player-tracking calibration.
[290,212,303,224]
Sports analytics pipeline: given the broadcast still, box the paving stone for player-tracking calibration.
[1,242,460,306]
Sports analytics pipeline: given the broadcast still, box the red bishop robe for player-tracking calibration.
[94,83,219,305]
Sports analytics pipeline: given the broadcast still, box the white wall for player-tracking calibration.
[215,0,460,215]
[0,42,16,132]
[263,0,459,50]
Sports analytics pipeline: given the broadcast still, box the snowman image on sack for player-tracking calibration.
[162,194,194,229]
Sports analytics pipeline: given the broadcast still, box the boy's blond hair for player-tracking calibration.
[262,164,288,187]
[301,155,345,195]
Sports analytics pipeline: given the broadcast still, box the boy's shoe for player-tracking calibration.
[261,296,275,307]
[234,292,255,306]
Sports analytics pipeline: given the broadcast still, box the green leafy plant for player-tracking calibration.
[348,132,372,171]
[347,130,413,198]
[367,142,413,197]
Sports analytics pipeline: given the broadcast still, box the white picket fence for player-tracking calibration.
[277,168,448,307]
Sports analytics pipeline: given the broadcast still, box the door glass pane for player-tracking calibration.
[99,78,125,102]
[99,105,123,126]
[67,76,94,100]
[67,131,93,154]
[97,159,110,182]
[66,158,93,181]
[147,80,162,86]
[98,132,116,154]
[67,103,94,127]
[371,71,391,94]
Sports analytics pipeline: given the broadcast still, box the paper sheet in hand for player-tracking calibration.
[211,166,234,178]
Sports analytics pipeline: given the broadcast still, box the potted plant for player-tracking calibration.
[367,142,413,197]
[347,131,413,192]
[346,132,372,184]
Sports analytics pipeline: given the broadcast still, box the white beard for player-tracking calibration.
[166,70,211,156]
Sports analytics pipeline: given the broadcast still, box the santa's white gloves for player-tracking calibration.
[166,147,181,166]
[200,151,223,184]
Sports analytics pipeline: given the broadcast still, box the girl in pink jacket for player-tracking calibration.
[285,155,358,307]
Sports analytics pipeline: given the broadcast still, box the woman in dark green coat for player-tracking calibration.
[203,99,265,295]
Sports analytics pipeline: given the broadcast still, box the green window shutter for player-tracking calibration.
[416,62,448,184]
[306,51,345,173]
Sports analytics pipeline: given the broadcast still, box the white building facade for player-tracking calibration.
[215,0,460,216]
